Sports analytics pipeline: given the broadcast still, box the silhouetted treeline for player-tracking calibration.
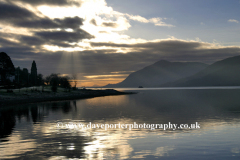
[0,52,74,90]
[0,52,45,88]
[15,67,44,87]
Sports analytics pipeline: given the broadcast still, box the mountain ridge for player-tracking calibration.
[104,60,208,88]
[161,55,240,87]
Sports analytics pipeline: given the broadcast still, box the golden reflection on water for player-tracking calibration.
[0,132,36,159]
[84,94,131,107]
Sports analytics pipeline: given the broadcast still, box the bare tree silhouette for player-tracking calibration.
[72,74,78,90]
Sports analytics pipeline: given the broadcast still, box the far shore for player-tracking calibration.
[0,87,136,107]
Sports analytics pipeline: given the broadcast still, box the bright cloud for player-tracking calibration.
[35,0,174,51]
[228,19,239,23]
[127,15,174,27]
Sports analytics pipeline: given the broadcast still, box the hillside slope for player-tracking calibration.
[105,60,208,87]
[162,55,240,87]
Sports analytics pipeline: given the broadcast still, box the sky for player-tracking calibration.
[0,0,240,87]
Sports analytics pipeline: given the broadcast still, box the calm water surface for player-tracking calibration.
[1,88,240,159]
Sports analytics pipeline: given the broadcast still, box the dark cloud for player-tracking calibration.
[19,35,75,48]
[19,36,45,46]
[0,37,18,47]
[55,17,84,29]
[35,29,94,42]
[0,3,83,29]
[0,3,93,48]
[17,16,84,29]
[0,3,36,22]
[16,18,59,29]
[1,46,36,58]
[8,30,93,48]
[0,33,77,49]
[91,40,202,50]
[102,22,118,28]
[10,0,80,6]
[90,19,97,26]
[90,40,240,64]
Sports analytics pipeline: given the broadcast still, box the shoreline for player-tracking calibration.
[0,89,136,107]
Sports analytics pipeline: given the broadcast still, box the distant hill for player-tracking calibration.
[104,60,208,88]
[162,55,240,87]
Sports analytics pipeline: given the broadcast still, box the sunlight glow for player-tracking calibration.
[85,74,129,79]
[43,45,85,52]
[78,78,125,87]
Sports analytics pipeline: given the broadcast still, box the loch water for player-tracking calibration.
[1,87,240,159]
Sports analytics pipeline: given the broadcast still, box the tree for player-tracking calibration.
[44,75,51,85]
[60,76,71,91]
[30,60,37,86]
[51,78,58,92]
[49,74,59,92]
[0,52,15,85]
[72,74,78,90]
[37,74,44,86]
[46,73,59,86]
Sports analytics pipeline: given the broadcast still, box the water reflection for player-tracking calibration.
[1,89,240,159]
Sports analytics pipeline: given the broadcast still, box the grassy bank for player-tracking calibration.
[0,86,136,107]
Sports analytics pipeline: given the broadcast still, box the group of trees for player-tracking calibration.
[15,67,44,87]
[44,73,72,92]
